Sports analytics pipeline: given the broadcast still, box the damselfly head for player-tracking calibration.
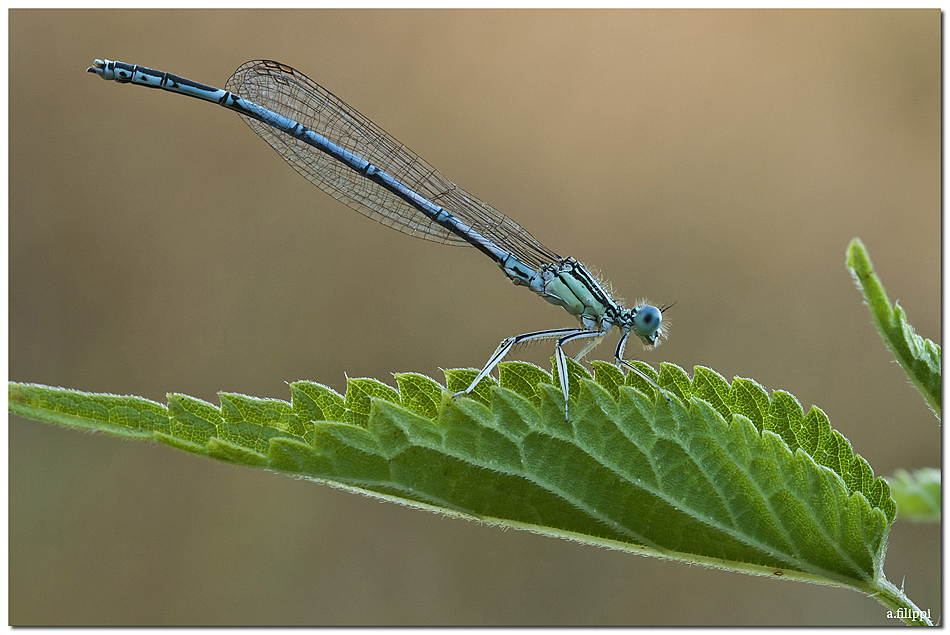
[628,301,671,349]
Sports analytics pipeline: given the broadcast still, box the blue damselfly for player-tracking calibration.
[88,59,670,420]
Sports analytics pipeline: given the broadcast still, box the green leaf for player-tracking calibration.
[887,467,940,523]
[9,364,928,622]
[846,238,941,419]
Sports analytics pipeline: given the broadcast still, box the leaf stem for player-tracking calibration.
[868,578,934,626]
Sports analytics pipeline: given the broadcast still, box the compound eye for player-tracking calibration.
[633,305,662,342]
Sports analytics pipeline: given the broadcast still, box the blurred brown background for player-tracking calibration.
[9,9,939,626]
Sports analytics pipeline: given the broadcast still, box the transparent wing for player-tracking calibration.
[225,60,559,269]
